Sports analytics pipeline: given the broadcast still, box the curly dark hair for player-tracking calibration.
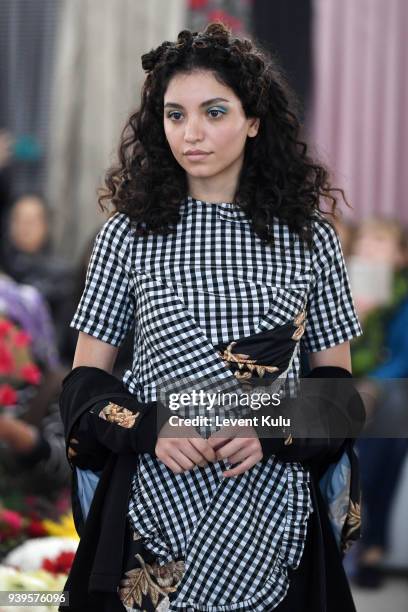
[98,22,348,247]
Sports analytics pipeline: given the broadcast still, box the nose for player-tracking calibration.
[184,116,204,143]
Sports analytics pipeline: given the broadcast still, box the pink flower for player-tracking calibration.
[0,509,24,534]
[20,364,41,385]
[0,384,17,406]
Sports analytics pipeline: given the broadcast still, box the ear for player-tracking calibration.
[247,117,260,138]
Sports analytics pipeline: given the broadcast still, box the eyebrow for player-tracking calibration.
[163,97,230,109]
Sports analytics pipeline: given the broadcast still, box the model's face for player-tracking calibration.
[353,227,402,267]
[163,70,259,182]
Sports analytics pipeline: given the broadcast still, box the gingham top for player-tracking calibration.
[71,196,362,611]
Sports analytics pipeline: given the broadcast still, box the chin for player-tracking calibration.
[182,165,216,178]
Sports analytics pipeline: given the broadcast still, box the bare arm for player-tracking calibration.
[72,331,119,374]
[307,340,352,373]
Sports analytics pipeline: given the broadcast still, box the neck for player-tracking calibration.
[187,156,243,204]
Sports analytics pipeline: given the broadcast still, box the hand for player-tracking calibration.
[207,424,263,477]
[155,417,217,475]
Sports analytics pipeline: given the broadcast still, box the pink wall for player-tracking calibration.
[311,0,408,222]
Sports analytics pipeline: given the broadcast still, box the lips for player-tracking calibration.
[184,151,211,160]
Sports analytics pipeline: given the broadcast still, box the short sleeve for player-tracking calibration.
[70,212,135,346]
[301,218,363,353]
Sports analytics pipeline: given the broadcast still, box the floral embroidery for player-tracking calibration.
[291,307,307,341]
[118,553,185,609]
[218,341,279,385]
[341,498,362,553]
[99,402,140,428]
[284,434,293,446]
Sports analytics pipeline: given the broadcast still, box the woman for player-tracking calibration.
[64,23,363,612]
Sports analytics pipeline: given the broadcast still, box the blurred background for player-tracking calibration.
[0,1,407,610]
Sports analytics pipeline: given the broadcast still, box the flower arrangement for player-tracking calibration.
[0,508,78,560]
[0,536,78,611]
[0,565,68,611]
[0,315,41,414]
[0,507,46,557]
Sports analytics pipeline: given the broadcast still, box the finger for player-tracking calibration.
[190,438,217,462]
[222,456,260,477]
[156,440,187,471]
[161,456,186,475]
[172,447,196,471]
[185,439,210,466]
[207,436,231,451]
[227,448,250,464]
[227,439,262,464]
[215,439,244,461]
[67,447,77,459]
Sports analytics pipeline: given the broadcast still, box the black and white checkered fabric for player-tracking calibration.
[71,196,362,610]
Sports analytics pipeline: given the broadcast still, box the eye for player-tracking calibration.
[167,111,183,121]
[207,107,227,118]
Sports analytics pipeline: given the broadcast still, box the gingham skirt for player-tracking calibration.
[127,452,313,611]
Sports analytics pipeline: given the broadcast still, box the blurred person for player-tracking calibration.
[0,273,70,532]
[8,194,49,254]
[349,217,408,589]
[2,193,75,353]
[0,268,60,372]
[59,23,365,612]
[332,216,356,259]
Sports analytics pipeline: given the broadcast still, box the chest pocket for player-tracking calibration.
[255,272,312,334]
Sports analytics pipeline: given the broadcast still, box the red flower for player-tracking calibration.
[26,519,47,538]
[20,363,41,385]
[14,330,31,347]
[0,345,14,375]
[0,319,13,338]
[42,551,75,575]
[0,384,17,406]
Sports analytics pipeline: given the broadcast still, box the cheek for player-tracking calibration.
[163,123,179,152]
[211,119,247,149]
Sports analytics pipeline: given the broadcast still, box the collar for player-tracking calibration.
[180,195,249,223]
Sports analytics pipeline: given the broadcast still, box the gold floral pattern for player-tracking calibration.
[284,434,293,446]
[218,340,280,385]
[291,307,307,341]
[118,554,185,609]
[99,402,140,428]
[341,498,362,553]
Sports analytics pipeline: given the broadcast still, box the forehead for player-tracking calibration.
[164,70,238,105]
[12,197,45,218]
